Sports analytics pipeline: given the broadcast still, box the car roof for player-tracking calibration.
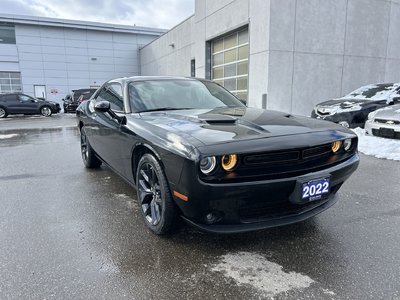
[107,76,212,85]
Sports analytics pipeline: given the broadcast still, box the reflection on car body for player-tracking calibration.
[77,76,359,235]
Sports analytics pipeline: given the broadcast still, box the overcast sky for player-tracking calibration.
[1,0,195,29]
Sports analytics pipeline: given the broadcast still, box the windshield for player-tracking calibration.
[128,79,244,112]
[342,84,398,100]
[72,89,97,101]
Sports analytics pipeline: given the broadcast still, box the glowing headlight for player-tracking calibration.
[221,154,238,171]
[331,141,342,153]
[200,156,217,175]
[343,139,352,151]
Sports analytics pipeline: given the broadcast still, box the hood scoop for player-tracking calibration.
[199,114,238,125]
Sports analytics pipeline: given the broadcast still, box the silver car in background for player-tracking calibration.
[365,104,400,139]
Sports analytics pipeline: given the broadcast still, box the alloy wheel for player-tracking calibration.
[41,107,51,117]
[0,108,5,118]
[80,130,89,162]
[138,163,163,226]
[339,121,350,128]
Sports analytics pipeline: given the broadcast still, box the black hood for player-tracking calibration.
[138,107,348,146]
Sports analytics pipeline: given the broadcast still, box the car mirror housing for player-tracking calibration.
[94,101,111,113]
[94,100,126,124]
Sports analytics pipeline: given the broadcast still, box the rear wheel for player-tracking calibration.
[0,107,7,118]
[136,154,178,235]
[80,127,102,168]
[41,106,52,117]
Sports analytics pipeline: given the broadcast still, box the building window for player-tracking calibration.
[191,59,196,77]
[211,28,249,101]
[0,72,22,93]
[0,24,16,44]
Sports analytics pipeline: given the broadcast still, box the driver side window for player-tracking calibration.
[96,84,124,112]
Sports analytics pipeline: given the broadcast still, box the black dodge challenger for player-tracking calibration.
[76,76,359,234]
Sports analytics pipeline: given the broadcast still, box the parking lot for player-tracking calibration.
[1,115,400,299]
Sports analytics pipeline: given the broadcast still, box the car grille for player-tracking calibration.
[375,118,400,125]
[201,141,357,183]
[372,128,400,139]
[239,199,325,220]
[238,184,342,221]
[243,143,332,166]
[317,111,330,116]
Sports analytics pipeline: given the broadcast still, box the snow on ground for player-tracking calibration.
[211,252,316,297]
[0,134,19,139]
[352,128,400,161]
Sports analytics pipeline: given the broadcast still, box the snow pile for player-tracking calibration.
[0,134,19,139]
[352,128,400,161]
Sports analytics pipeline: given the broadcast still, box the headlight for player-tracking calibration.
[221,154,238,171]
[343,139,352,151]
[331,141,342,153]
[368,111,377,120]
[200,156,216,175]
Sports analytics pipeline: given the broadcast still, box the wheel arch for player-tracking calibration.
[131,143,162,184]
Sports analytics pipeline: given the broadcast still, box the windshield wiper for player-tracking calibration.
[138,107,194,113]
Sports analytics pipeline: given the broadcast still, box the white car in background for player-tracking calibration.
[365,104,400,139]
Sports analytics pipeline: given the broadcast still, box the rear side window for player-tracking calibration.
[0,94,17,102]
[95,84,124,112]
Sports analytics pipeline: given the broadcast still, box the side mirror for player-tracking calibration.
[94,100,126,124]
[94,100,110,113]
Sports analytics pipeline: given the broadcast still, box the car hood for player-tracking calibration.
[315,98,385,114]
[138,107,348,146]
[372,104,400,121]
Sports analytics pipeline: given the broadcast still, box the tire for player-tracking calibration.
[80,127,102,168]
[136,153,178,235]
[0,107,8,118]
[40,106,52,117]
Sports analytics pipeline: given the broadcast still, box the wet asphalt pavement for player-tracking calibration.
[0,114,400,300]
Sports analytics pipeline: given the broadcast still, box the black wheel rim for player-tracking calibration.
[80,129,88,162]
[138,163,162,226]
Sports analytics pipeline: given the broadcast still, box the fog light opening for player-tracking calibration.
[204,211,223,224]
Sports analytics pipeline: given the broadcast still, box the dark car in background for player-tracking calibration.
[311,83,400,128]
[63,88,97,113]
[77,76,359,235]
[0,93,60,118]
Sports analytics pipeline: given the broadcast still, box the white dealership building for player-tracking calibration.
[0,14,164,103]
[2,0,400,115]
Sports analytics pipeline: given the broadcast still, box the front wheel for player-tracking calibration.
[41,106,52,117]
[0,107,7,118]
[136,154,178,235]
[80,127,102,168]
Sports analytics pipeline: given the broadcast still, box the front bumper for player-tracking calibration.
[365,119,400,139]
[53,105,61,113]
[174,153,359,233]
